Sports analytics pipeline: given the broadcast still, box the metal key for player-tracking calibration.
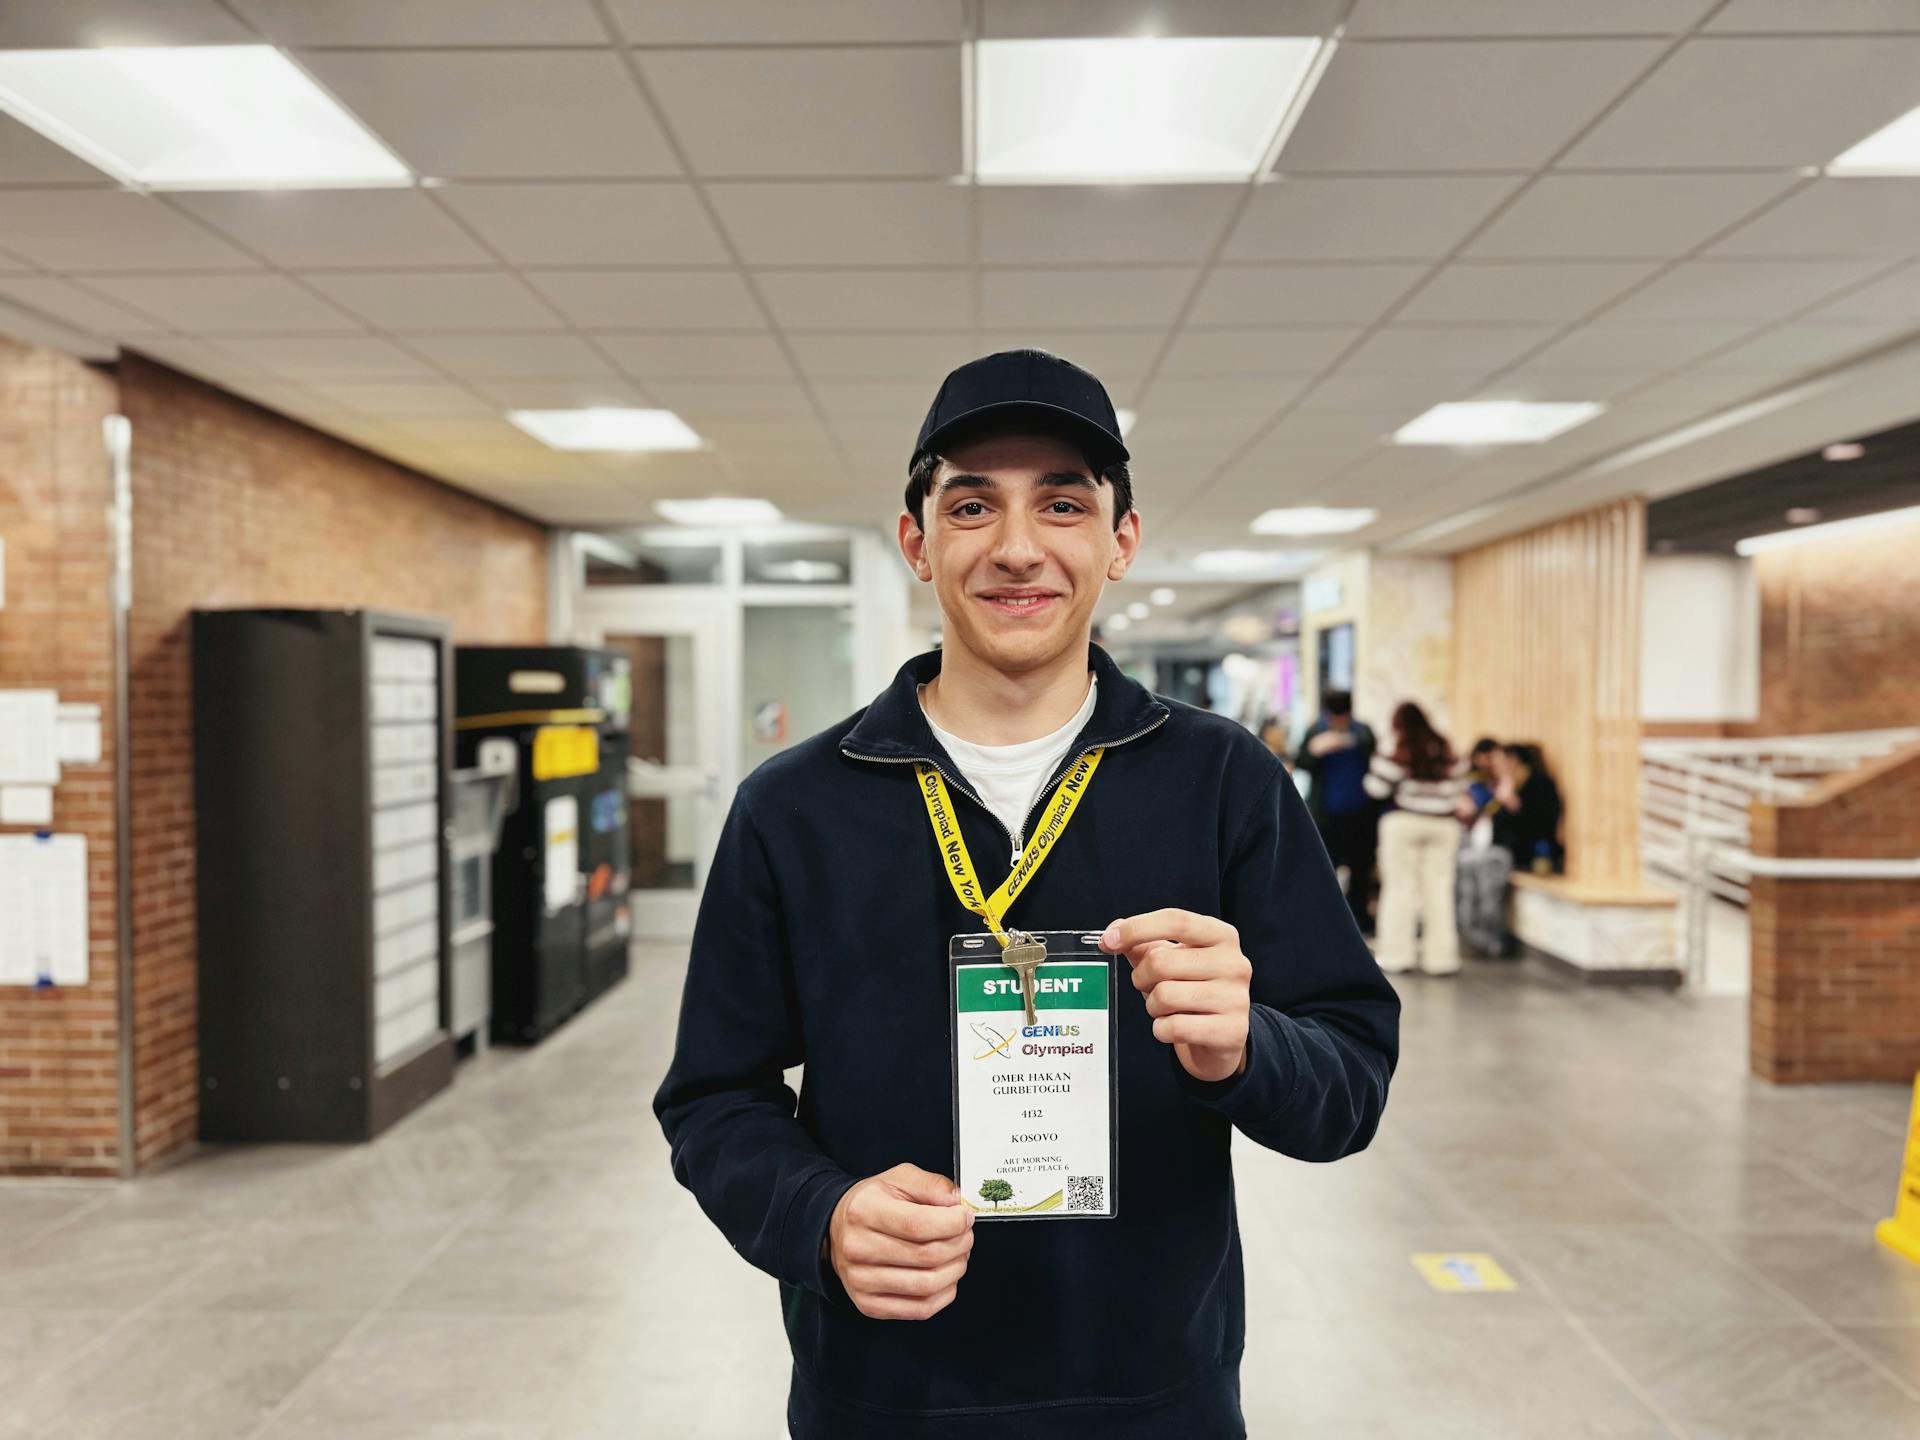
[1001,934,1047,1027]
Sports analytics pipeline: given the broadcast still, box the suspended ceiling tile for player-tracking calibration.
[978,267,1196,329]
[1705,0,1920,30]
[979,187,1244,266]
[300,50,681,179]
[1606,259,1891,322]
[174,190,494,269]
[1563,37,1920,168]
[1159,326,1360,376]
[980,1,1345,39]
[708,181,968,267]
[433,182,725,266]
[1467,173,1802,260]
[787,331,981,381]
[1188,265,1428,327]
[302,270,560,333]
[210,333,441,380]
[1397,261,1660,324]
[82,274,362,334]
[1226,176,1522,262]
[1707,180,1920,258]
[0,0,252,46]
[636,46,961,178]
[1338,324,1559,374]
[0,276,168,335]
[234,0,608,44]
[1345,0,1715,36]
[524,270,763,330]
[1277,39,1664,172]
[406,332,619,379]
[0,191,259,272]
[610,0,964,44]
[1516,319,1761,373]
[598,331,795,381]
[757,270,971,331]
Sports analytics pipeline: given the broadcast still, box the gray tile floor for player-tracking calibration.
[2,945,1916,1439]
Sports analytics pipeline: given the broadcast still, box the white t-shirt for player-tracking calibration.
[920,676,1098,864]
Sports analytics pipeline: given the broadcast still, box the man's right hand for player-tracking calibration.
[828,1163,974,1320]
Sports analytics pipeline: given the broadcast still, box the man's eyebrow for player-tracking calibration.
[933,472,995,495]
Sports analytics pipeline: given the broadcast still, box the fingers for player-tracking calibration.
[1101,909,1236,956]
[860,1189,973,1244]
[837,1225,974,1269]
[1128,942,1251,992]
[854,1284,959,1322]
[1150,1012,1246,1049]
[843,1254,971,1302]
[880,1163,965,1207]
[1142,978,1248,1020]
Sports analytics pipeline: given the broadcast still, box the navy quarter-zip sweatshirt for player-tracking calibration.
[654,643,1400,1438]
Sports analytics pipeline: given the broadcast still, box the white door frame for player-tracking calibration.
[572,587,739,940]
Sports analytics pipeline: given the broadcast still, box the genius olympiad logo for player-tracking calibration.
[970,1021,1082,1061]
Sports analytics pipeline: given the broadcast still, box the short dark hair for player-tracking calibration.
[1470,736,1499,758]
[1322,689,1353,717]
[903,419,1134,532]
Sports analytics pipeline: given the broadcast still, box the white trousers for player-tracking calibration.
[1375,810,1462,974]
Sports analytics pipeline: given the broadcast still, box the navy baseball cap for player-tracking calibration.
[910,349,1129,473]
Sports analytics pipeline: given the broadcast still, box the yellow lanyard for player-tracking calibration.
[915,748,1104,949]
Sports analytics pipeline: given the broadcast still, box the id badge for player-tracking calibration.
[948,929,1118,1220]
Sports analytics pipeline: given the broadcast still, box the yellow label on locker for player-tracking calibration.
[1874,1072,1920,1267]
[1411,1252,1518,1293]
[531,725,599,781]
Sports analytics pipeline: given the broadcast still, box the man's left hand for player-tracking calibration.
[1100,910,1250,1084]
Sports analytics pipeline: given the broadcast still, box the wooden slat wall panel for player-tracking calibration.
[1451,498,1645,885]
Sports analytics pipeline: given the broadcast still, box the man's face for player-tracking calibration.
[899,429,1140,676]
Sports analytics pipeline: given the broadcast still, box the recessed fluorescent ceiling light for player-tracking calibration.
[1149,587,1177,606]
[0,46,408,190]
[1250,506,1376,536]
[1126,601,1150,620]
[508,408,702,453]
[1104,612,1132,632]
[1393,401,1602,446]
[1829,105,1920,175]
[1735,504,1920,556]
[1191,548,1315,577]
[655,497,784,527]
[1115,408,1137,437]
[975,37,1322,183]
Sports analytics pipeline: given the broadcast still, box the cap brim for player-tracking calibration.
[914,399,1128,471]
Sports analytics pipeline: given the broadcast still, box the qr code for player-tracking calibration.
[1065,1175,1105,1212]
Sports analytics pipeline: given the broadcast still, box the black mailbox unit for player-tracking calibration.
[192,608,455,1142]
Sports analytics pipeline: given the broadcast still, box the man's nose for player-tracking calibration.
[989,506,1045,571]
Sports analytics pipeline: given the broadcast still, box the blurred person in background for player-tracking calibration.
[1365,702,1465,976]
[1294,689,1378,936]
[1257,714,1293,771]
[1454,735,1512,958]
[1492,742,1563,876]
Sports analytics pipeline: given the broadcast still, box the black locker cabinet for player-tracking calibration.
[455,645,632,1044]
[192,608,455,1142]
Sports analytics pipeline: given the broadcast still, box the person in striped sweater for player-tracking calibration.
[1363,702,1467,976]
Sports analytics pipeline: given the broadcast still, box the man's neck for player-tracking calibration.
[923,635,1093,747]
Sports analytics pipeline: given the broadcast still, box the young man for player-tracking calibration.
[654,350,1400,1439]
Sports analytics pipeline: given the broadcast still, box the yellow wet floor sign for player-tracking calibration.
[1874,1072,1920,1266]
[1411,1252,1517,1293]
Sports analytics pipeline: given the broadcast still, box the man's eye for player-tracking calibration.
[952,501,987,518]
[1049,500,1085,514]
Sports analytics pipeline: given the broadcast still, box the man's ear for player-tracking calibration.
[899,510,933,582]
[1106,507,1143,581]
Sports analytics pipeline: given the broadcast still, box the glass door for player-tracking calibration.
[573,590,736,940]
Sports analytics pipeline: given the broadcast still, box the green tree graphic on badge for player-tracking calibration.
[979,1177,1014,1210]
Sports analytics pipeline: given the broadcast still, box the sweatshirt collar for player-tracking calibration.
[841,641,1168,765]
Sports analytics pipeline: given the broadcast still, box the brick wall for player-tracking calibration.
[1749,739,1920,1083]
[118,353,548,1171]
[1754,523,1920,735]
[0,339,123,1175]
